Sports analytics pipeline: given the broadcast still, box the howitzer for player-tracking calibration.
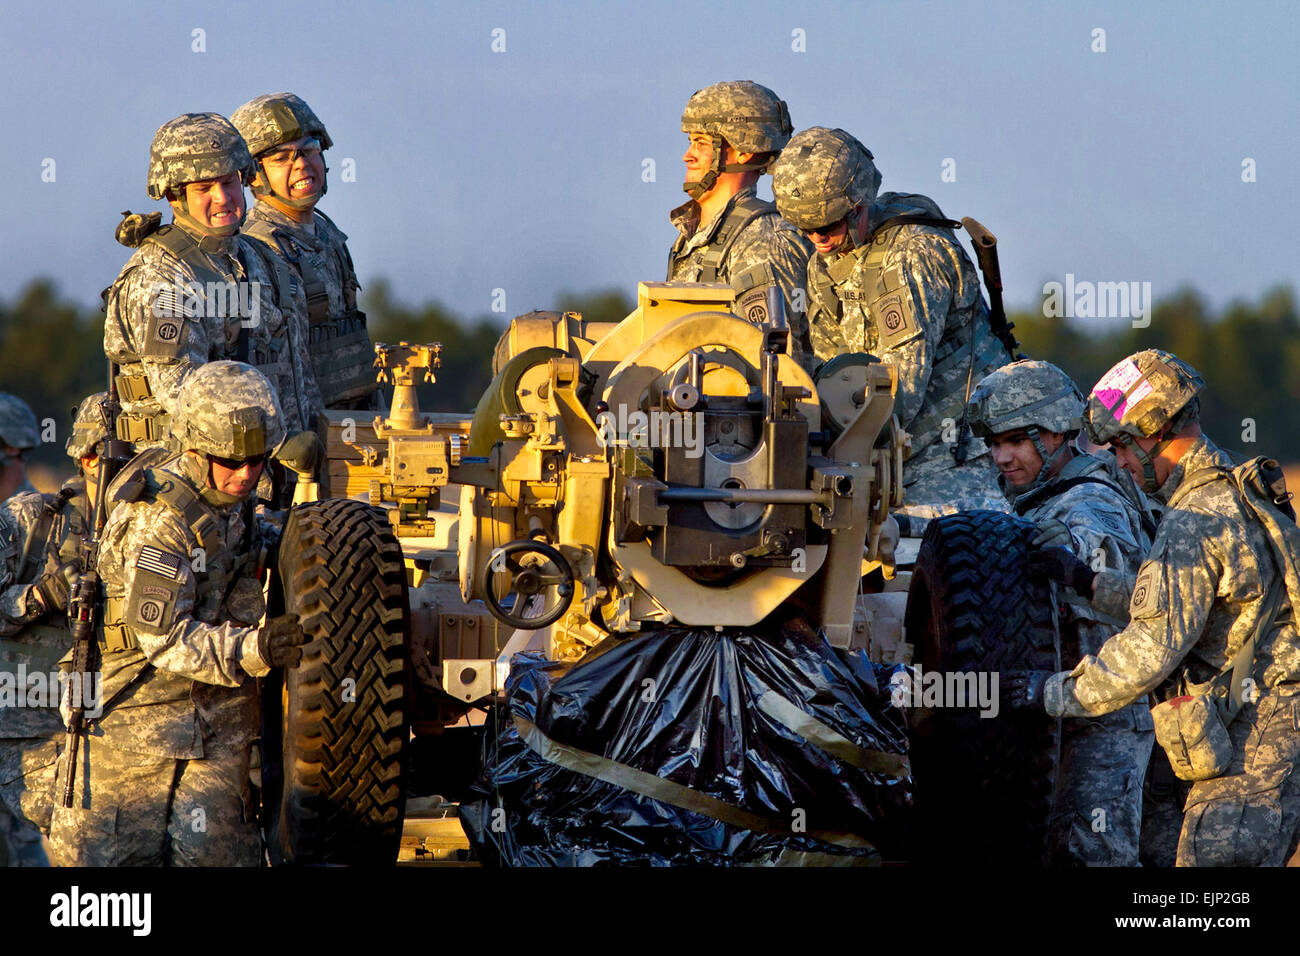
[60,362,131,808]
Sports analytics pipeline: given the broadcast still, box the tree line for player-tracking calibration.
[1,277,1294,484]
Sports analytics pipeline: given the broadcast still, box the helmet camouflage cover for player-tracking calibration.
[147,112,254,200]
[0,393,39,450]
[231,92,333,158]
[771,127,882,230]
[66,392,109,460]
[175,361,285,459]
[681,80,792,156]
[1083,349,1205,446]
[967,360,1085,440]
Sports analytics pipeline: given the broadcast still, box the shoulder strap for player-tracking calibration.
[696,196,777,282]
[145,468,222,569]
[866,214,963,244]
[1015,473,1159,540]
[312,209,360,306]
[241,235,295,311]
[1180,458,1290,718]
[145,223,199,260]
[242,217,296,261]
[16,492,64,582]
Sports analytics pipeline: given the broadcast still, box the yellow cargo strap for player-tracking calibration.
[512,713,879,857]
[755,691,911,777]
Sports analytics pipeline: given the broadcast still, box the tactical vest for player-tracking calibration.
[667,195,778,283]
[111,224,295,447]
[99,466,261,656]
[1012,458,1160,541]
[243,211,376,407]
[810,216,1006,456]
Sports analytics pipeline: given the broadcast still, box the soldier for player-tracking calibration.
[667,81,815,369]
[232,93,379,411]
[0,394,40,501]
[102,112,321,454]
[0,393,106,865]
[967,360,1155,865]
[1013,350,1300,867]
[47,363,309,866]
[771,128,1011,517]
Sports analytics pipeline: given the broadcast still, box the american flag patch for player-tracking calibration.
[153,287,199,319]
[136,545,183,581]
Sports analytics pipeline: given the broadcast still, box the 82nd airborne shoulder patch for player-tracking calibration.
[128,545,185,633]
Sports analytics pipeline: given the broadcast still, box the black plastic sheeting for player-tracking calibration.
[459,616,913,866]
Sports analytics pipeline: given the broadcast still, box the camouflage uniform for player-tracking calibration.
[668,81,814,369]
[47,364,294,867]
[233,93,378,410]
[0,391,109,865]
[1013,457,1155,864]
[1043,351,1300,867]
[970,360,1154,864]
[668,188,815,367]
[772,129,1008,515]
[807,193,1005,512]
[0,393,39,500]
[0,484,88,865]
[102,113,321,450]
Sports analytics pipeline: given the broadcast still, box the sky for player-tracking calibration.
[0,0,1296,325]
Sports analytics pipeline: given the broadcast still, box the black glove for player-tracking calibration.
[1027,546,1096,597]
[1004,670,1052,710]
[1031,517,1073,551]
[257,613,310,669]
[275,430,325,476]
[33,562,79,613]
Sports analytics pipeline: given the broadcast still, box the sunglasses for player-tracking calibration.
[209,452,269,471]
[800,218,847,239]
[261,140,323,168]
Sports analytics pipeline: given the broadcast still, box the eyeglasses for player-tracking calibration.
[261,139,322,168]
[800,218,846,239]
[209,452,268,471]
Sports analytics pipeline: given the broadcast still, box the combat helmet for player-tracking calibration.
[680,81,792,199]
[147,112,254,238]
[0,393,39,452]
[174,362,285,504]
[66,392,109,461]
[1083,349,1205,492]
[771,127,882,235]
[232,92,333,209]
[967,360,1084,492]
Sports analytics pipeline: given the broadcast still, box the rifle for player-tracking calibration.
[61,362,132,808]
[951,217,1024,466]
[961,217,1023,361]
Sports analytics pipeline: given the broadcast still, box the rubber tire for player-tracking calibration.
[266,499,411,865]
[903,510,1061,865]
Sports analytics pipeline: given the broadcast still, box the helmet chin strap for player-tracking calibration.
[1130,431,1177,493]
[171,192,245,241]
[1026,426,1073,486]
[253,161,327,211]
[180,452,246,507]
[828,206,869,258]
[682,133,724,199]
[682,134,766,199]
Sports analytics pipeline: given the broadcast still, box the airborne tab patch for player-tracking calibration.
[137,545,183,581]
